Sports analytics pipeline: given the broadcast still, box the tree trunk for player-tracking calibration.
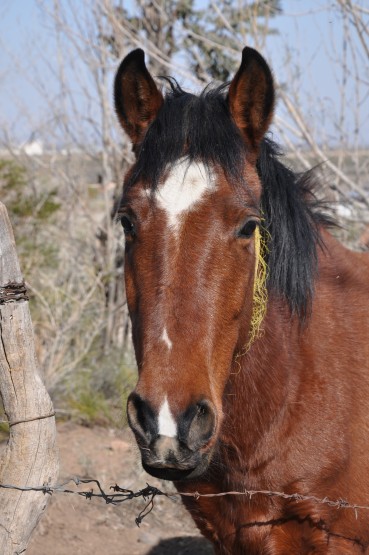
[0,202,59,555]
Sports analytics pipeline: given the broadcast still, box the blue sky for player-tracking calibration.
[0,1,368,147]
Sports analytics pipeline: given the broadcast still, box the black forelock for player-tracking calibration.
[126,81,246,189]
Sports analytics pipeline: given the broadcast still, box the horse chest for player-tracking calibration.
[181,492,273,554]
[184,492,366,554]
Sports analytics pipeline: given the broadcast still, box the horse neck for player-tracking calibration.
[217,231,369,484]
[222,228,340,448]
[221,297,301,468]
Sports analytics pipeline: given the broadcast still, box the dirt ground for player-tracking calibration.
[27,422,214,555]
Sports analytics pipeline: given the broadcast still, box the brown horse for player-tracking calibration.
[114,47,369,554]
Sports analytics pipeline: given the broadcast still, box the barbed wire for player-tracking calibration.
[1,477,369,527]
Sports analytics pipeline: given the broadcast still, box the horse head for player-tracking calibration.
[114,47,274,481]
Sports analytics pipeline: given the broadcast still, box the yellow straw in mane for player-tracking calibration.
[247,224,269,348]
[234,226,269,371]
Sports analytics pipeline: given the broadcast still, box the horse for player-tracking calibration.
[114,47,369,554]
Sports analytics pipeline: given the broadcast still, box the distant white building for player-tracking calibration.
[23,140,44,156]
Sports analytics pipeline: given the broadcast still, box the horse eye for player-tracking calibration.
[238,220,258,239]
[120,215,135,237]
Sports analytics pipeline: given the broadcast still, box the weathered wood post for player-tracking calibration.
[0,202,59,554]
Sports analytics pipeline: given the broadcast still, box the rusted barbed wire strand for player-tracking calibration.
[0,478,368,526]
[0,479,170,526]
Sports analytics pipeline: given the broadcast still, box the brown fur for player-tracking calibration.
[115,47,369,553]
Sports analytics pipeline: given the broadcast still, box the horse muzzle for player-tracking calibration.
[127,392,217,481]
[141,435,212,481]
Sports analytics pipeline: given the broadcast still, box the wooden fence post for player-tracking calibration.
[0,202,59,554]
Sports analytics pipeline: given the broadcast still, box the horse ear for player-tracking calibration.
[228,47,275,151]
[114,49,163,148]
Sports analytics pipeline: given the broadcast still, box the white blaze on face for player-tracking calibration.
[156,159,215,231]
[161,327,172,350]
[158,397,177,437]
[154,161,213,436]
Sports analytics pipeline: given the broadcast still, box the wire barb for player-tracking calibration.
[0,281,29,304]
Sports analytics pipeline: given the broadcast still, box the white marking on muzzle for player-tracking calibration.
[161,327,172,350]
[156,159,215,230]
[158,397,177,437]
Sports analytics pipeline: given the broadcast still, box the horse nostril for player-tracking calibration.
[127,392,157,445]
[185,399,217,451]
[197,404,207,417]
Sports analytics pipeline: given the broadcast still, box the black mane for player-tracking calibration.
[258,139,333,318]
[125,82,333,318]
